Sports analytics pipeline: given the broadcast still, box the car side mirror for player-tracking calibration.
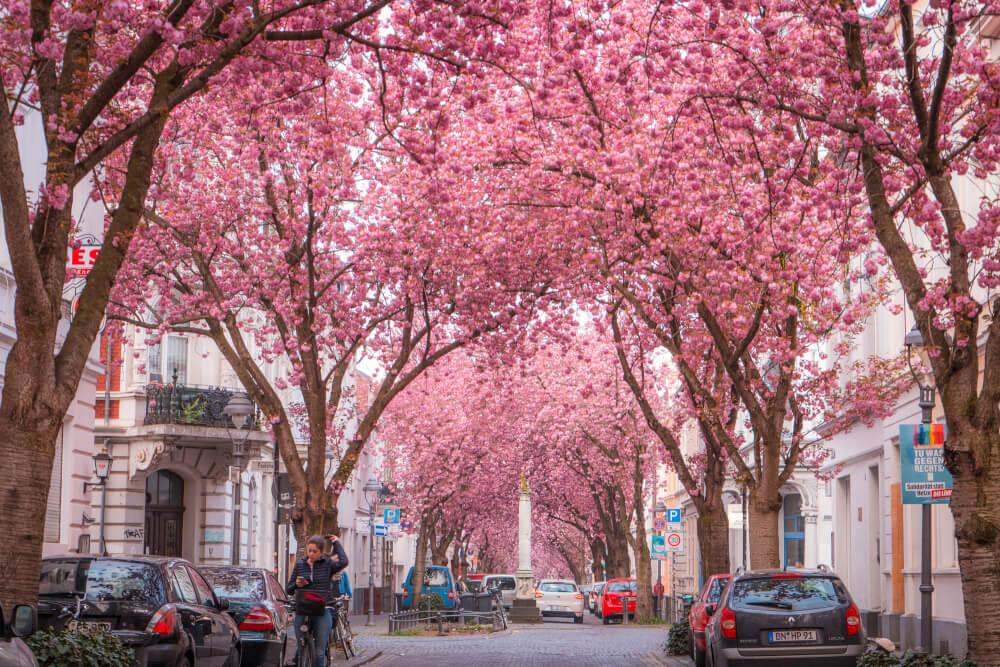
[705,603,717,616]
[216,597,230,611]
[10,605,36,637]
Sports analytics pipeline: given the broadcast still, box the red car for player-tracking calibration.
[599,578,637,624]
[687,573,731,667]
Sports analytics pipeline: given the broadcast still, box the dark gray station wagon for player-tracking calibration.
[704,567,864,667]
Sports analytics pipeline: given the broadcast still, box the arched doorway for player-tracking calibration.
[783,493,805,568]
[145,470,185,556]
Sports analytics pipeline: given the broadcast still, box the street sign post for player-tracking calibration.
[384,507,400,524]
[652,517,666,532]
[400,519,413,532]
[664,531,683,553]
[900,423,952,504]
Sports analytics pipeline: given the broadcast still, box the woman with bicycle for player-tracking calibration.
[286,534,349,667]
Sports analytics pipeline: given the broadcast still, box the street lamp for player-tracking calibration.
[84,444,113,556]
[905,321,935,656]
[363,477,381,627]
[653,501,666,619]
[223,393,255,566]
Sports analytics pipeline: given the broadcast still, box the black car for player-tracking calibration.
[199,566,295,667]
[38,556,241,667]
[704,567,864,667]
[0,603,39,666]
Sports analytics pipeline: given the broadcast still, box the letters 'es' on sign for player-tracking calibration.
[67,245,101,277]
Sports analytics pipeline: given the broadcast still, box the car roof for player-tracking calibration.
[197,565,270,574]
[736,568,837,579]
[538,579,576,584]
[606,577,636,582]
[42,554,184,567]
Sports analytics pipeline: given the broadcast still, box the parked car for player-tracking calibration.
[588,581,606,615]
[479,574,517,610]
[0,603,38,666]
[704,567,864,667]
[400,566,459,610]
[200,566,295,667]
[534,580,584,623]
[688,573,731,667]
[37,556,240,667]
[465,573,485,593]
[599,578,637,625]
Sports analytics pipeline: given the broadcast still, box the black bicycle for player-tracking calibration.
[326,595,355,660]
[487,585,508,630]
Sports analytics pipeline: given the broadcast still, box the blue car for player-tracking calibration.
[400,566,458,610]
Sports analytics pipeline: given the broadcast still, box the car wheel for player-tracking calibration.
[176,656,192,667]
[602,615,610,625]
[574,615,583,624]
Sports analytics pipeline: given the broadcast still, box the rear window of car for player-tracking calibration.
[539,582,577,593]
[607,581,637,593]
[40,560,164,605]
[202,570,265,600]
[409,568,449,587]
[731,576,848,611]
[488,577,516,590]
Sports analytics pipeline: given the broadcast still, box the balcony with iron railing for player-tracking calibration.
[144,370,260,430]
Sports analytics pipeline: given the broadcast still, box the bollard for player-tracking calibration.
[437,612,446,636]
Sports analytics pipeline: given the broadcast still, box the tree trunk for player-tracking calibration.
[291,505,339,558]
[696,498,731,580]
[0,426,60,610]
[748,490,781,569]
[949,446,1000,664]
[631,517,654,622]
[604,536,630,579]
[411,523,430,609]
[589,537,606,582]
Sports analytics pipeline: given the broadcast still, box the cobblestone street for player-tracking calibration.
[346,614,688,667]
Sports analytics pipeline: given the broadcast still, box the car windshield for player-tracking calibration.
[732,577,847,611]
[40,560,164,605]
[539,582,576,593]
[202,570,265,600]
[607,581,636,593]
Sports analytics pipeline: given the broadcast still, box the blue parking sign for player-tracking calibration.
[384,507,400,524]
[665,508,681,524]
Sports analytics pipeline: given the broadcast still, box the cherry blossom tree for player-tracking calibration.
[642,0,1000,658]
[0,0,415,608]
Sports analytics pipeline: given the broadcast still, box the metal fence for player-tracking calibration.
[387,608,505,634]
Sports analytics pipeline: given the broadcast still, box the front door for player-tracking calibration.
[782,493,805,568]
[145,470,185,557]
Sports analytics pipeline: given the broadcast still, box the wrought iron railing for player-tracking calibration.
[144,382,259,429]
[387,607,505,634]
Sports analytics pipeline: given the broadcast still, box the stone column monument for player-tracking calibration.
[509,473,542,623]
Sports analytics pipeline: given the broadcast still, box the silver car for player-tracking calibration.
[480,574,517,610]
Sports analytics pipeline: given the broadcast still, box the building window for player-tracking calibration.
[44,427,64,543]
[149,336,188,384]
[783,493,805,568]
[247,478,258,566]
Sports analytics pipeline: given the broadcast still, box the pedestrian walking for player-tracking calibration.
[286,534,349,667]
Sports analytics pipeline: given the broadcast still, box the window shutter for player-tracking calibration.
[44,429,63,543]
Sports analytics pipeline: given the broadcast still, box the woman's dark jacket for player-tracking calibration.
[286,541,349,601]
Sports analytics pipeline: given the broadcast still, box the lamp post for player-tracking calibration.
[363,478,381,626]
[653,500,666,618]
[223,393,255,566]
[905,322,935,656]
[84,445,113,556]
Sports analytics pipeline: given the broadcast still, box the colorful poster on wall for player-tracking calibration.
[900,423,952,504]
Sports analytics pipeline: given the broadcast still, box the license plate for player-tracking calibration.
[552,605,566,611]
[769,629,817,642]
[68,620,112,632]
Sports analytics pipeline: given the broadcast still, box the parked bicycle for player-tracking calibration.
[327,595,355,660]
[487,585,508,630]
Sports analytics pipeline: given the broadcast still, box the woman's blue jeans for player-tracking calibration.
[293,608,332,667]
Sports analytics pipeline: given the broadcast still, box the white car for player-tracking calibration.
[535,579,585,623]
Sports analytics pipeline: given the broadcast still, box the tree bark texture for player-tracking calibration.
[696,501,731,580]
[748,491,782,570]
